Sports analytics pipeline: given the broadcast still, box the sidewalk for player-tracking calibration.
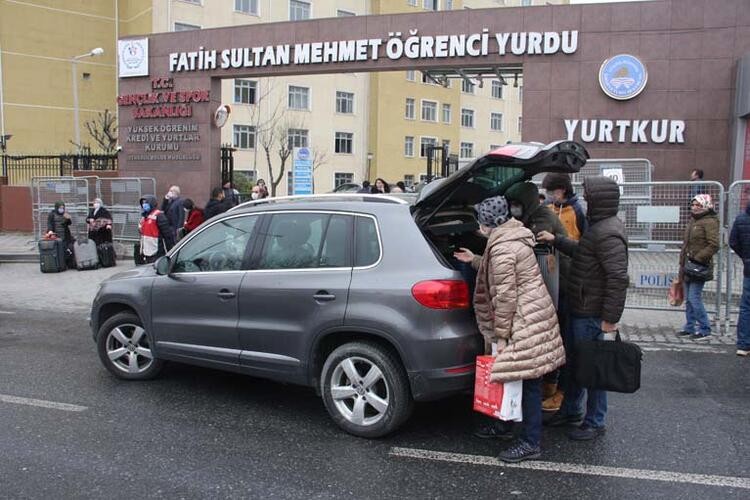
[0,232,37,262]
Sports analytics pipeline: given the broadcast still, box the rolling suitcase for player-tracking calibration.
[39,238,66,273]
[74,238,99,270]
[97,242,116,268]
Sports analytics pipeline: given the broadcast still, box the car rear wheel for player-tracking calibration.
[97,312,164,380]
[321,341,413,438]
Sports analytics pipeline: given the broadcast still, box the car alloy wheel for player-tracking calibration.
[330,356,389,426]
[106,323,154,375]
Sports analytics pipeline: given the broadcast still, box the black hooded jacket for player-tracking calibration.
[139,195,175,255]
[553,176,629,324]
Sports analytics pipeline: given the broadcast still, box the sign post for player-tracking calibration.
[293,147,313,195]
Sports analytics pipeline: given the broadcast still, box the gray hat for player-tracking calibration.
[475,195,510,228]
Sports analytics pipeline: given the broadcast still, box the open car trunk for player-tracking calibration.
[413,141,589,265]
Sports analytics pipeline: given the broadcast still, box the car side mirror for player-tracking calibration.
[155,255,171,275]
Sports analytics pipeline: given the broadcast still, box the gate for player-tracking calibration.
[726,181,750,327]
[220,145,235,187]
[3,154,118,185]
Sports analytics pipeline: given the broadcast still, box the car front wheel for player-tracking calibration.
[321,341,413,438]
[96,311,164,380]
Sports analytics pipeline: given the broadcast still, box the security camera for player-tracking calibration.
[116,145,122,152]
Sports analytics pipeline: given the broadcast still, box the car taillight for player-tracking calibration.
[411,280,470,309]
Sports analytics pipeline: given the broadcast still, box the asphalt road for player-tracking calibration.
[0,304,749,499]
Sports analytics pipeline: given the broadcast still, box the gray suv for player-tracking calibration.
[90,141,588,437]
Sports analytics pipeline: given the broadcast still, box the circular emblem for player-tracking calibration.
[297,147,311,160]
[599,54,648,100]
[213,105,231,128]
[121,40,146,70]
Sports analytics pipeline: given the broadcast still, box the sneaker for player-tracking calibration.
[737,349,750,357]
[473,420,514,440]
[542,382,558,399]
[676,330,694,338]
[690,333,712,342]
[568,424,606,441]
[543,412,584,428]
[497,440,541,463]
[542,390,564,413]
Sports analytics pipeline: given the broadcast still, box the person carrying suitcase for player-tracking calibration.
[138,195,175,264]
[46,201,75,269]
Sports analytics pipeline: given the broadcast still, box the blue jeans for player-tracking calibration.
[520,377,542,448]
[738,277,750,350]
[560,316,608,429]
[683,280,711,335]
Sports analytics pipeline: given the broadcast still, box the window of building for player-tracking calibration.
[521,0,533,6]
[444,0,453,9]
[406,70,416,81]
[288,85,310,110]
[442,103,451,123]
[235,0,258,15]
[424,0,438,10]
[404,175,415,188]
[491,112,504,131]
[420,137,437,157]
[335,132,354,154]
[289,0,311,20]
[490,144,502,151]
[288,128,309,148]
[335,91,354,114]
[461,108,474,128]
[172,216,258,273]
[421,72,439,85]
[518,85,523,103]
[404,136,415,157]
[518,116,523,133]
[174,22,200,31]
[460,142,474,159]
[405,98,415,119]
[408,0,418,6]
[421,100,438,122]
[233,124,256,149]
[461,79,475,94]
[337,9,355,17]
[492,80,504,99]
[334,172,354,188]
[419,174,430,183]
[234,79,257,104]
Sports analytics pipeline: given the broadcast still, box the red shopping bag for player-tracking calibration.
[473,355,504,419]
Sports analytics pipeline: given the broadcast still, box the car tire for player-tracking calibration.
[321,341,413,438]
[96,311,164,380]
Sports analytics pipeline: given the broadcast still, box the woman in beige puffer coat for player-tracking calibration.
[455,195,565,463]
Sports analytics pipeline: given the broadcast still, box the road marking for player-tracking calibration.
[640,344,727,354]
[0,311,16,315]
[389,447,750,490]
[0,394,88,412]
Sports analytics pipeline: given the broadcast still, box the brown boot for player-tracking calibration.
[542,382,557,399]
[542,390,564,413]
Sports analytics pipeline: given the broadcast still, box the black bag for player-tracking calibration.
[133,242,146,266]
[683,259,710,281]
[38,238,66,273]
[574,332,642,393]
[97,242,116,268]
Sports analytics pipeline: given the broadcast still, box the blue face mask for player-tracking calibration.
[141,203,151,213]
[57,207,65,214]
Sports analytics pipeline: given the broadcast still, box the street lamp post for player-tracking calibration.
[71,47,104,152]
[366,153,373,182]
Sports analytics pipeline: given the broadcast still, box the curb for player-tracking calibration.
[0,253,39,263]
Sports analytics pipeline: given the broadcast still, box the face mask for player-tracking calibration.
[251,192,259,200]
[93,203,101,210]
[57,207,65,214]
[142,203,151,213]
[510,206,523,218]
[165,192,173,200]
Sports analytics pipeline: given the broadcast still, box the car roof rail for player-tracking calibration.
[229,193,409,212]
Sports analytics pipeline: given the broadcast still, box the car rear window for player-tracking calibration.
[354,216,380,267]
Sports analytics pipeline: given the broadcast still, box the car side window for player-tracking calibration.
[259,213,353,270]
[354,216,380,267]
[172,216,257,273]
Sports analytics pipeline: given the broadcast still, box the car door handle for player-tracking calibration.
[217,289,236,299]
[313,291,336,302]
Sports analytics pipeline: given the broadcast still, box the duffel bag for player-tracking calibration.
[574,331,642,394]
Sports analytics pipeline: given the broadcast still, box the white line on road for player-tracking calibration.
[389,447,750,490]
[0,394,88,412]
[0,311,16,315]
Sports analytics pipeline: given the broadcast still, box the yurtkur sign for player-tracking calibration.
[564,119,686,145]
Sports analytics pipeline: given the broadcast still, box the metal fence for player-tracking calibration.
[726,181,750,326]
[2,154,117,186]
[30,176,154,255]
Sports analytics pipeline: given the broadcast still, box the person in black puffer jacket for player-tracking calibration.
[537,175,629,442]
[730,200,750,355]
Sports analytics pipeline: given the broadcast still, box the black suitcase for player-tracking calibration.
[39,239,66,273]
[574,332,643,394]
[97,242,116,268]
[134,242,146,266]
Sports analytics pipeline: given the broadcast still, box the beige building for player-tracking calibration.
[0,0,563,191]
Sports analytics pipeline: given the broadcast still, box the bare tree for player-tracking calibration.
[311,147,329,193]
[84,109,118,153]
